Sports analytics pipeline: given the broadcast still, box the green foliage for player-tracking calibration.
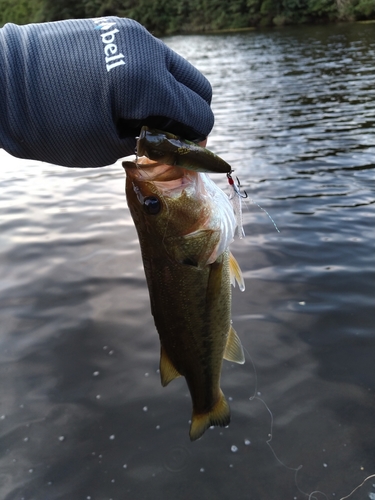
[354,0,375,18]
[335,0,357,19]
[121,0,183,34]
[309,0,337,19]
[0,0,43,26]
[0,0,374,32]
[282,0,309,22]
[24,0,126,23]
[41,0,85,21]
[260,0,279,16]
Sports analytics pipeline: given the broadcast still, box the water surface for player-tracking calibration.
[0,22,374,500]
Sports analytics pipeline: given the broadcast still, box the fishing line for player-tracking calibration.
[230,173,375,499]
[241,345,326,499]
[339,474,375,500]
[132,157,374,498]
[247,198,280,233]
[241,345,375,499]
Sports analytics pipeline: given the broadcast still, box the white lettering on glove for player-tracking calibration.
[93,18,126,72]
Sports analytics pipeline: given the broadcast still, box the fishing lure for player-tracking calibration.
[136,126,232,174]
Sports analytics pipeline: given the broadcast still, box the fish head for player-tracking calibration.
[123,158,236,268]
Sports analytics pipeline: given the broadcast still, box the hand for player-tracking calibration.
[0,17,214,167]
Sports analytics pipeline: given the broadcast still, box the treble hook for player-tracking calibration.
[227,171,248,199]
[227,170,246,239]
[227,171,280,234]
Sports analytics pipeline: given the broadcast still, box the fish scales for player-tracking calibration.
[146,249,231,412]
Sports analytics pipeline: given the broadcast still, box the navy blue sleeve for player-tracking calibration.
[0,17,214,167]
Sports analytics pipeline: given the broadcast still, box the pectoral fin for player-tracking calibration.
[223,325,245,364]
[189,390,230,441]
[160,346,181,387]
[229,252,245,291]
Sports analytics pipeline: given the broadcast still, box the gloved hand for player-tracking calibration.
[0,17,214,167]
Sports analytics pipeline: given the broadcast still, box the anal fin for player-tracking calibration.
[223,325,245,364]
[160,346,181,387]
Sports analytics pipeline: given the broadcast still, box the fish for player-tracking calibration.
[123,133,245,441]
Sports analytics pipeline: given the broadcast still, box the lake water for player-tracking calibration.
[0,21,374,500]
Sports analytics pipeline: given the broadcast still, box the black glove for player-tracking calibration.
[0,17,214,167]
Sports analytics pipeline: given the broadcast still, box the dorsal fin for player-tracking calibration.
[159,346,181,387]
[223,325,245,364]
[229,252,245,291]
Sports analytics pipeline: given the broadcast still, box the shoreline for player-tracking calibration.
[163,19,375,37]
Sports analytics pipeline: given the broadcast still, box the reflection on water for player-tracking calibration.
[1,22,375,500]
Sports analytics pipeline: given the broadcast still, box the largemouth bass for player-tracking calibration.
[123,138,245,441]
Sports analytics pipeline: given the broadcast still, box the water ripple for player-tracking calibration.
[0,22,374,500]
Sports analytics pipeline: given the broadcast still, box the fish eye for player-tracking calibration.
[143,196,161,215]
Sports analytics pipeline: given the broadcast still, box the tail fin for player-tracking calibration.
[189,390,231,441]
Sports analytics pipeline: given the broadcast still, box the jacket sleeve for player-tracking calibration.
[0,17,214,168]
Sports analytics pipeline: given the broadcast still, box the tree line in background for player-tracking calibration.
[1,0,374,34]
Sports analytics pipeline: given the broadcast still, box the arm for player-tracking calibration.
[0,17,214,168]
